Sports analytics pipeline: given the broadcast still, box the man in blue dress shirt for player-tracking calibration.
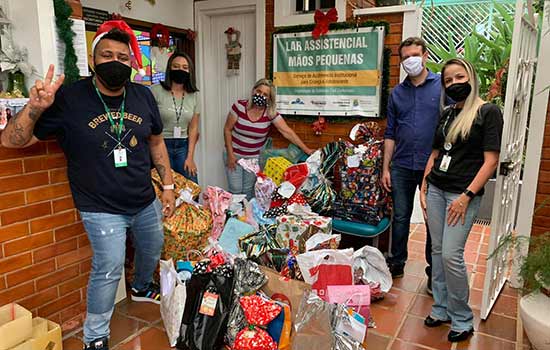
[382,37,442,294]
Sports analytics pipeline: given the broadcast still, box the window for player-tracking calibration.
[295,0,336,13]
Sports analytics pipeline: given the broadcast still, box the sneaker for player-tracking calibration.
[131,282,161,304]
[84,337,109,350]
[448,328,474,342]
[389,264,404,279]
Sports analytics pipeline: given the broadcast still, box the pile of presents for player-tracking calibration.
[152,122,394,350]
[0,304,62,350]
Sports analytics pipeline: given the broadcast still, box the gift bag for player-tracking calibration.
[296,249,354,300]
[160,259,187,347]
[203,186,232,240]
[291,292,334,350]
[238,225,280,259]
[353,245,392,293]
[259,266,311,323]
[259,138,307,169]
[266,301,292,350]
[326,285,370,326]
[152,169,201,200]
[332,305,367,350]
[178,261,234,350]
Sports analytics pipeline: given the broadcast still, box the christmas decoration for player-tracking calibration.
[225,27,242,76]
[53,0,79,85]
[312,8,338,39]
[151,23,170,47]
[312,115,327,135]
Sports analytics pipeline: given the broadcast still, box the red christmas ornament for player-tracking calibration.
[312,8,338,39]
[312,115,327,135]
[151,23,170,47]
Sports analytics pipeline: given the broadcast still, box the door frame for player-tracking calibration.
[194,0,266,187]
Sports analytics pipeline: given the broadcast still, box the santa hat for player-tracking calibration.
[92,20,145,76]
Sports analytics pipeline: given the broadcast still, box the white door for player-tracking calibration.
[195,0,265,190]
[480,0,539,320]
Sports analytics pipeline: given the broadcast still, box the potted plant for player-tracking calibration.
[488,198,550,349]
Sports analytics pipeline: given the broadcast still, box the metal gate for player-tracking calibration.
[480,0,539,320]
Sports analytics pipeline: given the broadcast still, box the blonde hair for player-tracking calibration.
[441,58,486,144]
[247,78,277,119]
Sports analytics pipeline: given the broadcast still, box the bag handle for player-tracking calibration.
[186,249,204,261]
[344,291,368,316]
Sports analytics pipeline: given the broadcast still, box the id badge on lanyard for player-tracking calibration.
[114,147,128,168]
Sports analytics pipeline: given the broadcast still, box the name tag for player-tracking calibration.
[439,154,451,172]
[173,126,182,138]
[114,148,127,168]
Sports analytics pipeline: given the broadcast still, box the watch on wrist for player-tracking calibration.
[163,184,175,190]
[463,189,475,199]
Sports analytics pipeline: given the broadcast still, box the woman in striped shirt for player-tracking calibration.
[223,78,313,198]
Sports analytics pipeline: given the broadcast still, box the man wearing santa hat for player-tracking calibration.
[1,20,175,350]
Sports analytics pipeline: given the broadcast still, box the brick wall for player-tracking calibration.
[531,99,550,237]
[265,1,404,148]
[0,140,91,334]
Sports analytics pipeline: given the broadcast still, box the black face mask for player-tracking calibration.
[169,69,190,85]
[445,82,472,102]
[95,61,131,91]
[252,93,268,107]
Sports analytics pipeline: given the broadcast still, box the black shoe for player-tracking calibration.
[424,315,451,328]
[84,337,109,350]
[131,282,161,305]
[389,264,404,278]
[448,328,474,342]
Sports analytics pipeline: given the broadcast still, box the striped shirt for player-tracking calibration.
[230,99,281,156]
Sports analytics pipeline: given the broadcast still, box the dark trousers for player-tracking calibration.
[388,165,432,273]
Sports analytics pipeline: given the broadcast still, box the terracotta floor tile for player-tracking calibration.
[465,241,479,253]
[471,224,485,234]
[480,244,489,254]
[410,231,427,243]
[469,289,483,310]
[375,288,415,313]
[491,294,518,318]
[472,309,517,342]
[415,224,427,233]
[117,327,171,350]
[408,294,433,318]
[109,312,147,347]
[417,279,433,298]
[455,333,515,350]
[365,331,392,350]
[409,252,427,261]
[392,274,424,293]
[404,260,429,278]
[116,299,161,324]
[408,240,426,254]
[370,305,405,337]
[472,273,486,290]
[390,339,436,350]
[63,337,84,350]
[466,264,475,273]
[501,283,519,298]
[397,315,451,350]
[474,265,486,273]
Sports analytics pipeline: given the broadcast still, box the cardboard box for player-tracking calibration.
[7,318,62,350]
[0,304,32,350]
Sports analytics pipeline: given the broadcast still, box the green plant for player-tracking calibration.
[488,197,550,295]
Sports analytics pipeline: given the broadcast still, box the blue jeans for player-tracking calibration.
[223,151,257,200]
[80,199,164,343]
[165,138,198,183]
[426,184,481,332]
[389,166,432,270]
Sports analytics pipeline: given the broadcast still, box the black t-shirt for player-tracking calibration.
[34,78,163,214]
[427,103,503,196]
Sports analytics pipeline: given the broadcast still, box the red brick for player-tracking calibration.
[59,274,89,296]
[55,222,85,242]
[80,259,92,274]
[4,231,54,256]
[0,172,49,194]
[26,183,71,203]
[38,290,80,317]
[0,222,29,243]
[46,140,63,154]
[49,169,68,184]
[52,196,75,213]
[56,246,93,268]
[0,159,23,176]
[0,281,35,305]
[18,287,58,311]
[23,156,66,173]
[33,238,78,262]
[0,202,51,225]
[6,260,56,287]
[36,265,80,291]
[0,277,6,290]
[533,215,550,228]
[59,300,87,323]
[30,210,75,233]
[389,23,403,34]
[0,252,32,274]
[0,142,47,160]
[0,191,26,210]
[78,234,90,248]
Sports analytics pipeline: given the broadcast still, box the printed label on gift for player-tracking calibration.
[199,292,218,316]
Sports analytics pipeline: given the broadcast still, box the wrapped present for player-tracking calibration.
[238,225,280,259]
[234,326,278,350]
[275,214,332,254]
[151,169,201,200]
[203,186,232,240]
[240,295,282,326]
[264,157,292,186]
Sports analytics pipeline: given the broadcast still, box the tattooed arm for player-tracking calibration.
[1,65,64,149]
[149,134,175,217]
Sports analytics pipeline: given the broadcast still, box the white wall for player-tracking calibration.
[80,0,194,29]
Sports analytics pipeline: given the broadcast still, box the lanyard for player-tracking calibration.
[93,78,126,142]
[171,91,185,125]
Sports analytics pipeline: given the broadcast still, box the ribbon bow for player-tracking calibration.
[312,8,338,40]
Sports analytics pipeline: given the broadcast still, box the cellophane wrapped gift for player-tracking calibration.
[203,186,232,240]
[275,214,332,254]
[151,171,213,261]
[332,123,392,225]
[264,157,292,186]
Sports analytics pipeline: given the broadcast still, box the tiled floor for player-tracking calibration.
[63,223,529,350]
